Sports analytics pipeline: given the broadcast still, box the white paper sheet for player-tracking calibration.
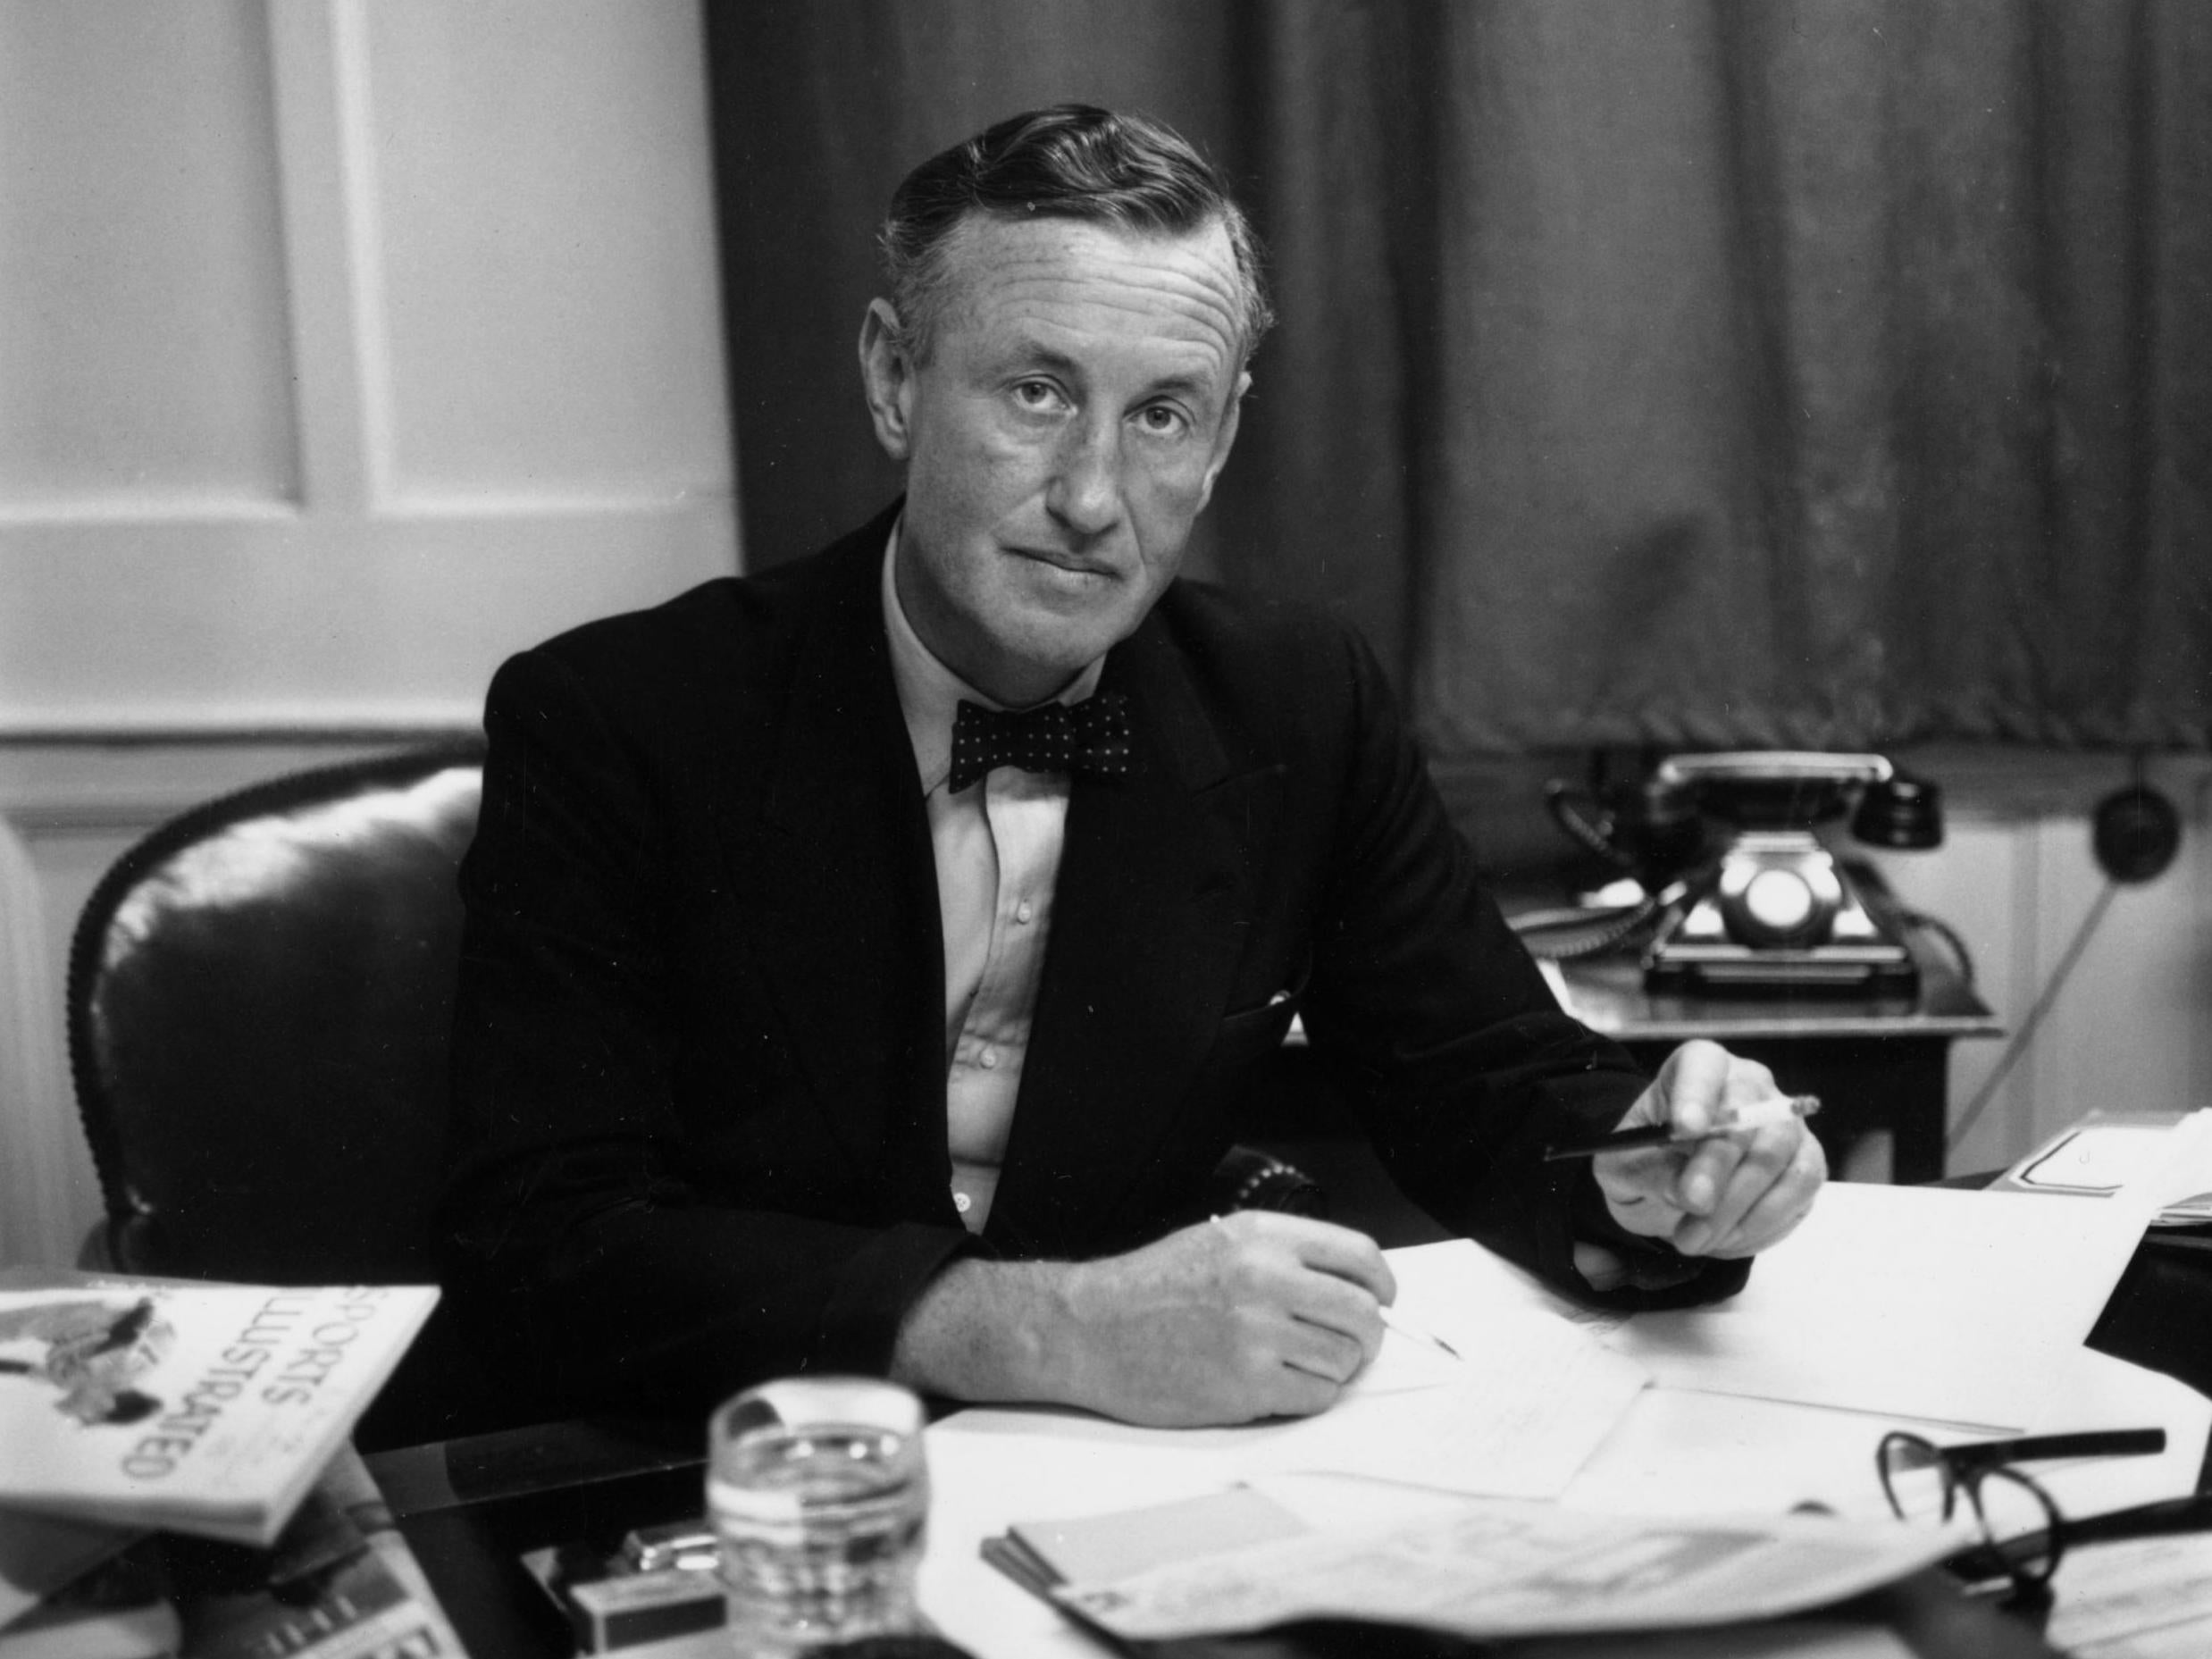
[1561,1345,2212,1525]
[1594,1182,2153,1429]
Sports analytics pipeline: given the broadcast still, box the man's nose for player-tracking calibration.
[1045,418,1123,537]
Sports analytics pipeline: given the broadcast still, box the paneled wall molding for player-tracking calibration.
[1,0,740,726]
[0,719,474,748]
[0,800,76,1267]
[0,498,304,527]
[1,490,739,726]
[0,728,473,816]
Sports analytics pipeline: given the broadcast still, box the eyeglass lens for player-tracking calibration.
[1963,1466,2063,1588]
[1878,1433,2065,1591]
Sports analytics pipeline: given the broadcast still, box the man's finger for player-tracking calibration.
[1281,1269,1387,1358]
[1699,1133,1828,1257]
[1671,1134,1747,1218]
[1679,1123,1810,1253]
[1282,1315,1370,1385]
[1652,1039,1737,1137]
[1262,1363,1345,1420]
[1283,1217,1397,1306]
[1591,1146,1689,1240]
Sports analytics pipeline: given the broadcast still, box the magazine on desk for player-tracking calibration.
[179,1445,468,1659]
[987,1478,1963,1646]
[0,1271,437,1547]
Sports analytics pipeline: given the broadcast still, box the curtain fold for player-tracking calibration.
[705,0,2212,767]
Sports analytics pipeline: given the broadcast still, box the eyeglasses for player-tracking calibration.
[1876,1428,2166,1598]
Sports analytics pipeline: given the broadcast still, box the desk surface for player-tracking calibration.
[359,1182,2212,1659]
[364,1417,2064,1659]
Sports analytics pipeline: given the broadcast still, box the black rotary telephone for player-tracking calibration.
[1537,752,1943,996]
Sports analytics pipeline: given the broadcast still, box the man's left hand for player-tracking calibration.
[1592,1039,1827,1258]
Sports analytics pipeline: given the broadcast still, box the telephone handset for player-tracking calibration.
[1542,752,1942,996]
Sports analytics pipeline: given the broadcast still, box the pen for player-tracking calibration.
[1378,1305,1463,1362]
[1210,1213,1462,1362]
[1541,1094,1822,1162]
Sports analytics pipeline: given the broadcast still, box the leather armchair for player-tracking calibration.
[68,744,491,1447]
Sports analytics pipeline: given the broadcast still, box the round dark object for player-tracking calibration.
[2091,784,2181,884]
[1851,772,1944,850]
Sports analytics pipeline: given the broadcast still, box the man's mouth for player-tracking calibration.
[1009,546,1115,580]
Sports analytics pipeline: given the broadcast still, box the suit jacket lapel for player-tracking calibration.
[989,611,1276,1256]
[716,524,957,1224]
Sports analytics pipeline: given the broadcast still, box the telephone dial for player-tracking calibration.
[1540,751,1943,996]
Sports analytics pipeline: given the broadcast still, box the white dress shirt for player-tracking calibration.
[881,526,1103,1233]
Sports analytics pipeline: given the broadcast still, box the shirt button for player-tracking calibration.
[979,1047,999,1070]
[953,1192,972,1214]
[1015,901,1034,925]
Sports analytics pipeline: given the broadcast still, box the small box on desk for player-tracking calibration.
[521,1530,725,1655]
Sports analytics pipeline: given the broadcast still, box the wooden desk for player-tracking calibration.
[1554,942,1999,1184]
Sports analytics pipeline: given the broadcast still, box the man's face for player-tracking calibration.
[861,214,1247,707]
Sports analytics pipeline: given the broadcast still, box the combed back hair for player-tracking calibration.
[878,104,1274,366]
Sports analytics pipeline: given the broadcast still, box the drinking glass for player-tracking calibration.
[708,1376,929,1657]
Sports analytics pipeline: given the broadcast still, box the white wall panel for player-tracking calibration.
[0,0,738,734]
[2030,804,2207,1143]
[1868,816,2023,1171]
[0,0,297,511]
[357,0,733,507]
[1875,753,2212,1174]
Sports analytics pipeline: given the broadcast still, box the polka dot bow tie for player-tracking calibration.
[947,692,1134,794]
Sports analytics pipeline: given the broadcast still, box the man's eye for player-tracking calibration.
[1011,381,1063,411]
[1136,405,1188,437]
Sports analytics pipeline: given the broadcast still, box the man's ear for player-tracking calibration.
[859,298,917,463]
[1194,368,1250,513]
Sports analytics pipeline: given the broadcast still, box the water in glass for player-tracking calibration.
[708,1378,927,1656]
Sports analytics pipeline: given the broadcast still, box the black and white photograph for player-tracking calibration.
[1,5,2208,1656]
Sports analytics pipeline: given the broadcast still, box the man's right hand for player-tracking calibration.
[1059,1211,1394,1426]
[890,1211,1394,1428]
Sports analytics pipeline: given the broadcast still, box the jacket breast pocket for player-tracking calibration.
[1212,950,1312,1069]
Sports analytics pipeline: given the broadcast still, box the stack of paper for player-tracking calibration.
[920,1179,2203,1657]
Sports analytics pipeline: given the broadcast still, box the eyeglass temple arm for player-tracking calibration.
[1943,1427,2166,1475]
[2063,1491,2212,1549]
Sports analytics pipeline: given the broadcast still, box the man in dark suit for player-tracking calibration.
[440,105,1826,1429]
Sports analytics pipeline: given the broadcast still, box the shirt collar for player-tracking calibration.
[881,520,1106,796]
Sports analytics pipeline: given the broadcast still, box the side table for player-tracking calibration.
[1553,940,2001,1183]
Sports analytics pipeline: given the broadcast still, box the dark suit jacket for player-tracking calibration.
[440,502,1743,1417]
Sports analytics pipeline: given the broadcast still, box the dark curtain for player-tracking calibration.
[703,1,2212,793]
